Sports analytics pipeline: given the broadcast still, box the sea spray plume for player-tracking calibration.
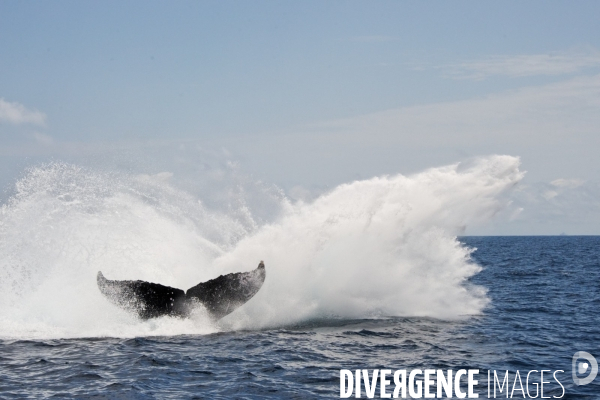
[0,162,255,338]
[217,155,524,329]
[0,156,523,338]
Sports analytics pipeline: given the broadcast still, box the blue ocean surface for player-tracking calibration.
[1,236,599,399]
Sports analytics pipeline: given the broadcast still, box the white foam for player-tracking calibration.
[0,156,523,338]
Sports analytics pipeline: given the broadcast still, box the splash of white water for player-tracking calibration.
[0,155,523,338]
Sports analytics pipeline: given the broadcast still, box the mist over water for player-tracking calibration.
[0,155,523,339]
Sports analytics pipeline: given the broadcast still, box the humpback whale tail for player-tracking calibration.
[97,261,266,320]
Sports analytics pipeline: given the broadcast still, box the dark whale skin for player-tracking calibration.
[97,261,266,320]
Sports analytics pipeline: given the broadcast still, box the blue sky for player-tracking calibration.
[1,1,600,233]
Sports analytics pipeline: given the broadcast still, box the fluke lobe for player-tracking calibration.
[97,261,266,320]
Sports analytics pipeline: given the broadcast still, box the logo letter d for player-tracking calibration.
[572,351,598,386]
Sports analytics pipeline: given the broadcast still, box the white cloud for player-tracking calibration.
[33,132,53,146]
[475,180,600,235]
[551,178,584,188]
[542,190,559,200]
[309,74,600,148]
[442,48,600,80]
[509,207,524,221]
[0,98,46,126]
[538,178,586,201]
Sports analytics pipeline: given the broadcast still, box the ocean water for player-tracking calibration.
[0,157,599,398]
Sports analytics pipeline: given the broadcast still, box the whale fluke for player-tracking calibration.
[97,271,188,319]
[97,261,266,320]
[187,260,266,320]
